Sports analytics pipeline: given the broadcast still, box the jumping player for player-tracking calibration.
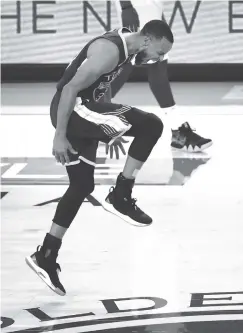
[25,20,173,296]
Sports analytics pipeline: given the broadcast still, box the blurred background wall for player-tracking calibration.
[1,0,243,81]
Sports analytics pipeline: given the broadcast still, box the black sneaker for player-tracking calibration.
[25,246,66,296]
[171,122,213,152]
[102,173,152,227]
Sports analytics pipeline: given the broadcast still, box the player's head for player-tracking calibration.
[136,20,174,65]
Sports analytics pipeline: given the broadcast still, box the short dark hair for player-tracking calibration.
[140,20,174,43]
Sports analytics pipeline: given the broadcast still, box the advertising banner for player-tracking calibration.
[1,0,243,64]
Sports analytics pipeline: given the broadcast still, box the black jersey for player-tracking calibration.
[56,28,132,102]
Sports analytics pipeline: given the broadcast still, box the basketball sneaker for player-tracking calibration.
[25,235,65,296]
[102,173,152,226]
[171,122,212,152]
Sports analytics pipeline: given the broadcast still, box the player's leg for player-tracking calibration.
[117,0,175,106]
[131,0,175,107]
[58,98,163,226]
[98,103,164,226]
[57,97,163,226]
[123,1,212,151]
[26,93,99,296]
[25,154,95,296]
[147,62,213,152]
[115,0,173,105]
[148,60,175,108]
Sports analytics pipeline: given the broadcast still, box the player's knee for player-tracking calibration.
[145,113,163,139]
[70,177,94,198]
[67,162,95,198]
[81,179,94,196]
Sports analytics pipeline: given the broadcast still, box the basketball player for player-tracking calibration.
[25,20,173,296]
[112,0,212,152]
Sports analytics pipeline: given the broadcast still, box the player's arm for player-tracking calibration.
[55,39,119,138]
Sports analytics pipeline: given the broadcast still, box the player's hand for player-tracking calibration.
[105,137,129,159]
[52,133,78,165]
[121,5,140,32]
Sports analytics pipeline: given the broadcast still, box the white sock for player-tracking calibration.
[162,105,184,130]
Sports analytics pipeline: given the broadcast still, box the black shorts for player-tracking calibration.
[50,91,149,166]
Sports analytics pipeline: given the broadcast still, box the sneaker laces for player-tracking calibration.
[130,198,139,211]
[111,185,139,210]
[124,195,141,211]
[179,123,202,140]
[179,122,195,133]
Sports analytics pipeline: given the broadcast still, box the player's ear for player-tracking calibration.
[144,35,152,46]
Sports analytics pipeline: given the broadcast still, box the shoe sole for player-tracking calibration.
[172,141,213,153]
[25,256,65,296]
[101,200,152,227]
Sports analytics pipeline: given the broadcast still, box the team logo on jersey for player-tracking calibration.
[93,67,123,101]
